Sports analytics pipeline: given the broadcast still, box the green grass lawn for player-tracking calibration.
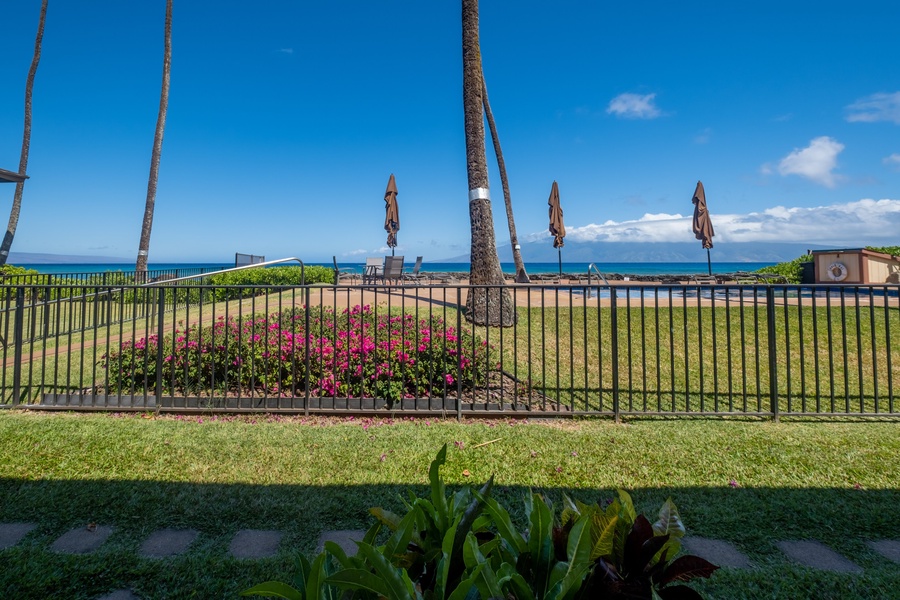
[0,411,898,598]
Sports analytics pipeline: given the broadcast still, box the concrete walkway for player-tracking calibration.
[2,522,897,599]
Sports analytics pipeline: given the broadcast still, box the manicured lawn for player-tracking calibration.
[0,411,898,598]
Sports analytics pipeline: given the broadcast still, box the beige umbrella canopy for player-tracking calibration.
[548,181,566,274]
[691,180,715,274]
[384,174,400,255]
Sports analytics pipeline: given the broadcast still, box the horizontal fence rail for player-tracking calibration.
[0,266,227,287]
[1,281,898,418]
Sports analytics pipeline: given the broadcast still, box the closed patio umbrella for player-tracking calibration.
[548,180,566,275]
[384,174,400,255]
[691,180,715,275]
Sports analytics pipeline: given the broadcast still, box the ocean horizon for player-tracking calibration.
[15,260,778,277]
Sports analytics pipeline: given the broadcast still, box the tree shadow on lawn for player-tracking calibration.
[1,479,898,598]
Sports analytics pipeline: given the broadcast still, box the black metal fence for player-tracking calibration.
[0,265,226,287]
[1,281,898,419]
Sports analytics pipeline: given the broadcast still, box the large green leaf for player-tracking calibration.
[324,542,354,571]
[497,563,536,600]
[463,533,504,600]
[447,565,483,600]
[560,494,580,529]
[292,554,313,595]
[326,569,392,598]
[652,499,685,539]
[589,514,618,561]
[617,489,637,524]
[362,521,382,546]
[545,518,592,600]
[384,506,420,562]
[241,581,303,600]
[528,493,554,599]
[429,444,450,533]
[449,477,493,576]
[305,553,330,600]
[474,489,526,555]
[371,507,405,531]
[356,541,416,600]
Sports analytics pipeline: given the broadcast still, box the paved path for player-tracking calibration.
[2,521,897,599]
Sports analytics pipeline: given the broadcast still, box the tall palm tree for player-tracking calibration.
[136,0,173,279]
[482,78,529,283]
[0,0,48,266]
[462,0,515,326]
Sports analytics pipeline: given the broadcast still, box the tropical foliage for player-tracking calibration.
[243,445,718,600]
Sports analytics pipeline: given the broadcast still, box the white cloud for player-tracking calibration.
[694,128,712,144]
[606,93,661,120]
[775,136,844,187]
[279,48,294,55]
[345,248,368,256]
[884,153,900,171]
[528,198,900,246]
[845,92,900,124]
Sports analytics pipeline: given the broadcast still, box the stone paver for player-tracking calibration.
[95,590,139,600]
[229,529,281,559]
[777,540,863,573]
[317,529,365,556]
[0,522,37,550]
[682,537,752,569]
[50,525,114,555]
[867,540,900,564]
[140,528,199,558]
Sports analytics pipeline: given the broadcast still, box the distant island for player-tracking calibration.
[439,240,828,263]
[8,252,131,265]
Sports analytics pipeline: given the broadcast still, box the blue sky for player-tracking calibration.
[1,1,898,263]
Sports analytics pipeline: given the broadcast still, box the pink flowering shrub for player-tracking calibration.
[100,305,495,402]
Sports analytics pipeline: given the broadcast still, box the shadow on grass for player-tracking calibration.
[1,479,898,599]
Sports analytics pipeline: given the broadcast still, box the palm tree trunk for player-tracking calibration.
[0,0,48,266]
[482,78,529,284]
[136,0,172,280]
[462,0,515,327]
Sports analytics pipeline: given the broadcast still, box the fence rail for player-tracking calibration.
[1,281,898,419]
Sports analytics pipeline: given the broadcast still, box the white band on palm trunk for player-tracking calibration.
[468,188,490,201]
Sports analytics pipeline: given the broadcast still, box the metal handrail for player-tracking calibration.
[587,263,610,287]
[140,257,306,286]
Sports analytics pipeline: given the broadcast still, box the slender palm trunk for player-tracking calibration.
[482,78,529,284]
[462,0,514,326]
[136,0,172,280]
[0,0,48,266]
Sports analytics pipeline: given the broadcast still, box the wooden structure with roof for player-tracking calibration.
[811,248,900,284]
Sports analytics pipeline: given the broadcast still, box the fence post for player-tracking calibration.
[12,287,25,405]
[304,285,310,417]
[156,288,165,401]
[457,286,463,422]
[610,287,620,423]
[766,286,779,422]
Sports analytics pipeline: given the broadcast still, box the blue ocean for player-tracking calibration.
[16,261,776,277]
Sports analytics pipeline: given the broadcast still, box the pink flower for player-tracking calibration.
[729,479,739,488]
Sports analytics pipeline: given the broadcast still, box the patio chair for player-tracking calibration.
[332,256,359,284]
[362,257,383,284]
[382,255,405,286]
[401,256,427,285]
